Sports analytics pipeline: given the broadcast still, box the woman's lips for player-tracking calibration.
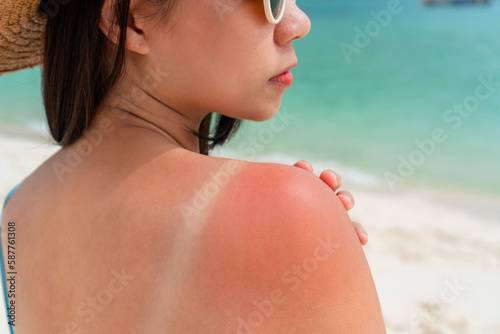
[269,70,293,86]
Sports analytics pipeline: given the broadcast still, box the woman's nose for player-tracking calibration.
[274,0,311,45]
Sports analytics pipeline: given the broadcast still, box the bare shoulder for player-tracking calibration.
[191,161,386,333]
[204,161,361,267]
[213,160,355,237]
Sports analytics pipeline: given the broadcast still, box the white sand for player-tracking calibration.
[0,130,59,205]
[352,189,500,334]
[0,130,499,334]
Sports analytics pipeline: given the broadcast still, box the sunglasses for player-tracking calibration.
[264,0,285,24]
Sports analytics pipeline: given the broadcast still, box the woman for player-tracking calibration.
[0,0,386,332]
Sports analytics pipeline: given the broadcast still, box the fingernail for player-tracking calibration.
[328,169,340,182]
[341,194,351,206]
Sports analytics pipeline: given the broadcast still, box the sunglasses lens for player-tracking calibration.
[270,0,283,19]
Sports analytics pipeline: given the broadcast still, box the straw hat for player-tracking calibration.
[0,0,46,75]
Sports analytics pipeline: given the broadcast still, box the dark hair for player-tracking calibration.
[39,0,242,155]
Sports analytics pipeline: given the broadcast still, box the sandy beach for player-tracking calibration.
[0,129,499,334]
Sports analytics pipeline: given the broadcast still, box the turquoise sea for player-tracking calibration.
[1,0,500,197]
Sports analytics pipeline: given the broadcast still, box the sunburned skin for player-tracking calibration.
[135,159,386,333]
[176,163,386,333]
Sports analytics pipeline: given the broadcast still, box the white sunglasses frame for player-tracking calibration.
[263,0,286,24]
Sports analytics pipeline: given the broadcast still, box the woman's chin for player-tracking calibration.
[218,99,283,122]
[217,109,277,123]
[247,104,282,122]
[244,112,278,122]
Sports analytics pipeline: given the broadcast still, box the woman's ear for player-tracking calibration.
[98,1,150,55]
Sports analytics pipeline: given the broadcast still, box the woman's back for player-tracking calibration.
[1,122,385,333]
[0,123,248,332]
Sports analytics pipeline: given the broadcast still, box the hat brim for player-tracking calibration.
[0,0,47,75]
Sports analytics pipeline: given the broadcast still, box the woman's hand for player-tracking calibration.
[293,160,368,245]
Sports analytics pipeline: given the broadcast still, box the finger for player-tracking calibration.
[319,169,342,191]
[353,221,368,245]
[293,160,313,173]
[337,190,355,210]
